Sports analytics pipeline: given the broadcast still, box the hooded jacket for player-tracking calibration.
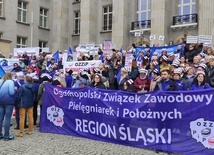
[0,79,15,105]
[16,82,35,108]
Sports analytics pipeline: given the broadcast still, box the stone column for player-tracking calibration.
[80,0,98,45]
[198,0,214,44]
[112,0,132,49]
[150,0,172,46]
[51,0,69,52]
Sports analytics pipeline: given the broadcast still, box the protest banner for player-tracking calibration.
[135,44,183,58]
[124,52,133,71]
[40,84,214,155]
[63,60,101,74]
[186,36,198,44]
[13,47,40,56]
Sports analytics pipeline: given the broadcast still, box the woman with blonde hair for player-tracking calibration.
[0,71,16,140]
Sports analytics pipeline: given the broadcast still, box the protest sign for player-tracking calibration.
[199,35,212,44]
[13,47,40,56]
[103,40,112,50]
[63,60,101,74]
[41,85,214,155]
[186,36,198,44]
[124,52,133,71]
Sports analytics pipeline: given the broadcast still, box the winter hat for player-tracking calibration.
[174,68,182,75]
[139,68,148,74]
[153,61,158,66]
[196,71,205,76]
[93,68,101,74]
[121,67,129,73]
[127,79,134,85]
[198,63,207,70]
[162,55,168,61]
[171,62,179,68]
[152,69,160,75]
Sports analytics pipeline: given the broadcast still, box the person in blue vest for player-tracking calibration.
[154,69,178,91]
[173,68,187,91]
[190,71,211,90]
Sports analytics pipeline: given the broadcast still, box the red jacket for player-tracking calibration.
[134,76,151,92]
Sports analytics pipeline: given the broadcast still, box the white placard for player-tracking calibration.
[186,36,198,44]
[86,42,95,51]
[42,47,50,53]
[135,32,141,37]
[14,47,40,56]
[199,35,212,44]
[103,40,112,50]
[124,53,133,72]
[159,35,165,41]
[63,60,102,74]
[149,35,156,40]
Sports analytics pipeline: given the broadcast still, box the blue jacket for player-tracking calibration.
[0,79,16,105]
[175,80,187,91]
[190,83,211,90]
[16,82,35,108]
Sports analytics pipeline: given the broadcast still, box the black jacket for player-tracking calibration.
[90,82,106,89]
[207,66,214,87]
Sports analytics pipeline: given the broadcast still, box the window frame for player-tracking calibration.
[0,0,3,17]
[103,5,112,31]
[74,11,81,35]
[39,8,48,28]
[0,32,3,39]
[18,1,27,23]
[178,0,196,15]
[137,0,151,21]
[17,36,27,48]
[39,40,48,52]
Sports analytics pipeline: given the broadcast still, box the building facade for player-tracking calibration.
[0,0,213,56]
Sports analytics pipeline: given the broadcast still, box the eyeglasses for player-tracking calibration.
[95,76,99,79]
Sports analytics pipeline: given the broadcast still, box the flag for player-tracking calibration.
[0,65,5,78]
[52,51,59,63]
[119,46,123,53]
[67,46,73,61]
[68,46,73,55]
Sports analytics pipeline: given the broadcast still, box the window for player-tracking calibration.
[178,0,196,15]
[17,37,27,48]
[18,1,27,23]
[39,41,48,52]
[74,11,80,34]
[137,0,151,21]
[0,33,3,39]
[40,8,48,28]
[0,32,3,39]
[103,6,112,31]
[0,0,3,17]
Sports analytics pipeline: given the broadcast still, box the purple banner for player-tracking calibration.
[40,84,214,155]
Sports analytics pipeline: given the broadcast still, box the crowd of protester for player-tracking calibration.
[0,38,214,141]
